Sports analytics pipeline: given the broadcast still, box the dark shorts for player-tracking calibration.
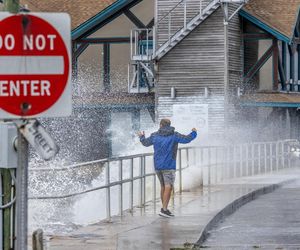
[156,170,176,186]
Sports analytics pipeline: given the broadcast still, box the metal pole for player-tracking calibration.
[105,162,111,221]
[3,3,20,249]
[16,130,28,250]
[130,159,134,211]
[118,160,123,216]
[179,149,182,193]
[208,148,211,185]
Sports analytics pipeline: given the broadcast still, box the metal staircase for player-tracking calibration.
[128,0,248,93]
[155,0,220,60]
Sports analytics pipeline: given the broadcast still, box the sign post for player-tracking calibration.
[0,9,71,250]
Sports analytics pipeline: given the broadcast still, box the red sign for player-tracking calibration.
[0,14,70,117]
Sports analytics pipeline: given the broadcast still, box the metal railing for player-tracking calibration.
[155,0,216,48]
[28,140,297,221]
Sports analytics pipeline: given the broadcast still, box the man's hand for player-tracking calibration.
[192,128,197,132]
[137,131,145,137]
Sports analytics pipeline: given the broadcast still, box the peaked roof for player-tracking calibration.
[20,0,117,30]
[241,0,300,43]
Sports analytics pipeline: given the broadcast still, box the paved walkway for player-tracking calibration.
[41,169,300,250]
[203,179,300,249]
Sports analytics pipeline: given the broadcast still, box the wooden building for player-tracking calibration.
[129,0,300,142]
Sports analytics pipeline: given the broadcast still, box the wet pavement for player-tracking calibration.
[36,169,300,250]
[203,179,300,250]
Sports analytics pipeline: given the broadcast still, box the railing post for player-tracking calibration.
[258,144,261,174]
[153,26,156,57]
[200,148,204,185]
[251,144,255,175]
[130,158,134,211]
[153,158,156,205]
[240,144,243,177]
[143,156,146,205]
[270,143,273,172]
[119,160,123,216]
[233,146,236,178]
[246,144,249,176]
[139,157,143,207]
[276,142,279,171]
[106,162,111,221]
[264,143,267,174]
[215,147,218,183]
[208,148,211,185]
[179,149,182,193]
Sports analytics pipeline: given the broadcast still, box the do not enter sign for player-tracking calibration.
[0,13,71,118]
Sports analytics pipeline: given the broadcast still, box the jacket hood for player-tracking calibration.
[158,126,175,136]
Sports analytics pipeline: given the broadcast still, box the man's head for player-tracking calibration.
[160,119,171,128]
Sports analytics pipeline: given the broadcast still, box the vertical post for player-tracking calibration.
[152,26,156,57]
[3,3,19,250]
[119,160,123,216]
[273,39,279,90]
[240,145,243,177]
[258,144,261,174]
[246,144,249,176]
[130,159,134,211]
[105,162,111,221]
[16,130,28,250]
[103,43,110,92]
[208,148,211,185]
[143,156,146,205]
[215,148,218,183]
[233,146,236,178]
[264,143,267,174]
[200,148,204,185]
[178,149,182,193]
[32,229,43,250]
[276,142,279,171]
[139,157,143,207]
[251,144,255,175]
[270,143,273,172]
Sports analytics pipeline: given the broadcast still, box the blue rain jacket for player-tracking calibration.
[139,126,197,170]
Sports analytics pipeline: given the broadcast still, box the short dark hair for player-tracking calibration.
[160,119,171,127]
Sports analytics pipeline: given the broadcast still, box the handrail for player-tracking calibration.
[28,140,297,221]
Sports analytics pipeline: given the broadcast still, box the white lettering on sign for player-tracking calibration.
[0,34,15,50]
[0,80,51,96]
[23,34,57,51]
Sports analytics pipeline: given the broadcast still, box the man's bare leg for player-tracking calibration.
[160,185,165,205]
[162,184,172,210]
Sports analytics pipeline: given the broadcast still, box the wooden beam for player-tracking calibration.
[244,45,274,83]
[146,18,154,28]
[78,37,131,44]
[242,33,273,40]
[273,39,279,90]
[74,43,89,58]
[124,9,145,28]
[278,52,287,90]
[103,43,110,92]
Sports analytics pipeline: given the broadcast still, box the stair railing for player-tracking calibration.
[154,0,213,51]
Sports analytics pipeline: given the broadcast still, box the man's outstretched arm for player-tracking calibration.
[175,128,197,144]
[138,131,154,147]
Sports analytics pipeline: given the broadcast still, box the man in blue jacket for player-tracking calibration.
[138,119,197,218]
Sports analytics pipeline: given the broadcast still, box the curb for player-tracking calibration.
[194,178,297,247]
